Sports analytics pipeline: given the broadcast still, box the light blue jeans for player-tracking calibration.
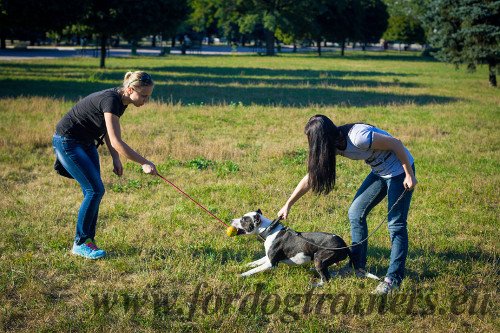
[348,165,415,284]
[53,134,105,245]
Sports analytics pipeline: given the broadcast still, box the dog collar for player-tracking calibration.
[258,217,283,241]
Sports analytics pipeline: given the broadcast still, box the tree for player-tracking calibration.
[0,0,9,49]
[189,0,220,41]
[383,13,426,47]
[383,0,428,47]
[358,0,389,49]
[425,0,500,86]
[78,0,123,68]
[281,0,356,56]
[0,0,84,48]
[316,0,363,56]
[195,0,301,56]
[232,0,288,56]
[150,0,189,48]
[274,1,316,52]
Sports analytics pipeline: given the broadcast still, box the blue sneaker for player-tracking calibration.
[72,239,106,259]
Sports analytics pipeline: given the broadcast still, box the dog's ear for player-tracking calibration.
[254,213,261,225]
[256,208,262,215]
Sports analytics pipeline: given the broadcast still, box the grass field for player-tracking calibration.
[0,52,498,332]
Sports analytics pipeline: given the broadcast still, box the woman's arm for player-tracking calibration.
[104,133,123,176]
[104,113,157,175]
[371,132,417,190]
[278,174,311,219]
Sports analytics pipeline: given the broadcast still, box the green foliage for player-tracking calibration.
[284,0,388,55]
[424,0,500,85]
[0,0,84,43]
[216,160,240,176]
[189,0,219,34]
[382,0,428,44]
[188,157,215,170]
[359,0,389,44]
[110,179,142,193]
[187,157,240,176]
[238,14,260,35]
[383,14,426,44]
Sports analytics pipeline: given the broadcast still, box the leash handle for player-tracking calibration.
[157,174,230,227]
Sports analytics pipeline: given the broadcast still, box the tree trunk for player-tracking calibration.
[265,29,275,56]
[99,33,107,68]
[152,35,156,47]
[293,42,297,53]
[317,38,321,56]
[341,39,345,56]
[131,39,138,56]
[171,36,176,48]
[489,62,497,87]
[1,36,6,49]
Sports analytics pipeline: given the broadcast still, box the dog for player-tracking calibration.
[231,209,352,286]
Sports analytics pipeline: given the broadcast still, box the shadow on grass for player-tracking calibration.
[149,66,418,78]
[0,79,457,107]
[160,76,419,89]
[326,53,438,63]
[0,62,418,77]
[0,60,459,106]
[1,62,420,88]
[215,243,496,283]
[269,50,437,61]
[364,245,497,282]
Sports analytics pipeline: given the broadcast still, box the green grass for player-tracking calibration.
[0,52,498,332]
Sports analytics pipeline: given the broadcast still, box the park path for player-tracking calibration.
[0,44,393,60]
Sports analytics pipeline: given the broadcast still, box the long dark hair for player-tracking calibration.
[304,115,340,195]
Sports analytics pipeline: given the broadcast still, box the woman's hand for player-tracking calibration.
[112,157,123,176]
[404,173,417,190]
[142,162,158,175]
[278,204,291,220]
[372,133,417,191]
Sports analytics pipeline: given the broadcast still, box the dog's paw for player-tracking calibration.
[310,280,325,288]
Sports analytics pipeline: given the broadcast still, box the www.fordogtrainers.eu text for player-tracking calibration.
[91,282,494,323]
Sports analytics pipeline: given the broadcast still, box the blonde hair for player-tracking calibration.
[123,71,154,89]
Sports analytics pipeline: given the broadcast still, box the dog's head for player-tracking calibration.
[230,209,264,236]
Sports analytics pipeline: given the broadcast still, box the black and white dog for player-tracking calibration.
[231,209,352,286]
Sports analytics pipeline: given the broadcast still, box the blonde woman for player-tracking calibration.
[53,71,157,259]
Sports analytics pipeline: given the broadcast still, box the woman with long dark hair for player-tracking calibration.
[278,115,417,294]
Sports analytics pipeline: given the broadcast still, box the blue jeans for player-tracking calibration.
[348,165,415,284]
[52,134,105,245]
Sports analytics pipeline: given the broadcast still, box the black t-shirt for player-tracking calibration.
[56,87,127,143]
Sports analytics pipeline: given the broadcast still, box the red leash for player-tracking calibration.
[157,174,230,227]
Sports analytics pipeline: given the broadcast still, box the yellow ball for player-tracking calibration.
[226,226,238,237]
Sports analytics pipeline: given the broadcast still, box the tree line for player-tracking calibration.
[0,0,498,85]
